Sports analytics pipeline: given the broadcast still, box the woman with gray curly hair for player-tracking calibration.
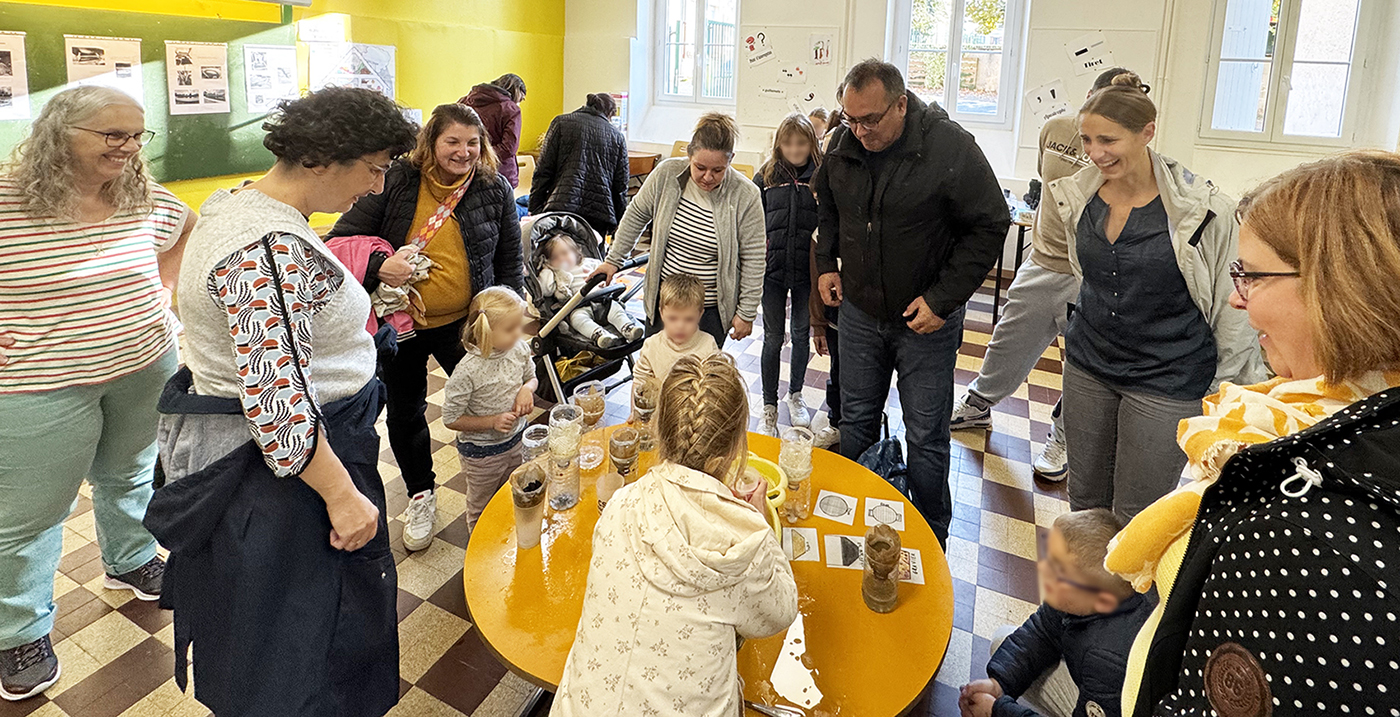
[0,86,193,701]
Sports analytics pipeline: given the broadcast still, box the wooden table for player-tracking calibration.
[463,428,955,716]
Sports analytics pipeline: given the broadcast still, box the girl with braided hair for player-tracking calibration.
[554,353,797,716]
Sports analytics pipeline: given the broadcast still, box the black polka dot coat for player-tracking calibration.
[1132,388,1400,716]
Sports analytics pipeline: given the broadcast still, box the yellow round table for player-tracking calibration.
[463,428,954,716]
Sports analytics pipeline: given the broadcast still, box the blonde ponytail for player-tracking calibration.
[656,353,749,480]
[462,286,526,359]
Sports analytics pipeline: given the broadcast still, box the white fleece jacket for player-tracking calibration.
[552,462,797,716]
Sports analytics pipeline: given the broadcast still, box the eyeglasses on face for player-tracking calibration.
[840,96,900,131]
[358,158,391,177]
[1229,259,1299,300]
[72,127,156,148]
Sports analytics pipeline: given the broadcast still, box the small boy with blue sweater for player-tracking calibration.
[960,509,1153,717]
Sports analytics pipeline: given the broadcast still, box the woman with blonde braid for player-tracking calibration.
[553,354,797,716]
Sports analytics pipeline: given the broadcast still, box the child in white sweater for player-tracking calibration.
[538,233,644,348]
[553,353,797,716]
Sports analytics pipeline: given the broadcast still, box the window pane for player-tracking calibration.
[1291,0,1358,63]
[701,0,737,100]
[1283,62,1348,137]
[1212,60,1271,132]
[663,0,697,97]
[907,0,951,103]
[956,0,1006,116]
[1210,0,1277,132]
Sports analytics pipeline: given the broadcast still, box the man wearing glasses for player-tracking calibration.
[814,59,1009,545]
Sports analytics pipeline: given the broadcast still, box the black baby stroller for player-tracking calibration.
[522,212,648,402]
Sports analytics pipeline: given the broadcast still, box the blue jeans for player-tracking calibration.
[0,348,176,649]
[838,302,964,544]
[760,278,811,405]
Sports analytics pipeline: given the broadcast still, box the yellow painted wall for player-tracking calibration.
[19,0,567,215]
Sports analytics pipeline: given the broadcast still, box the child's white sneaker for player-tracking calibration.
[813,426,840,450]
[618,320,645,342]
[403,490,437,552]
[760,405,779,436]
[592,328,624,348]
[784,392,811,428]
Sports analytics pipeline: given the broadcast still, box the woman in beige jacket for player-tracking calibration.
[553,354,797,716]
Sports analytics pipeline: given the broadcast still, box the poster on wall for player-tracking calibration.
[0,31,31,121]
[307,42,395,99]
[789,90,825,116]
[243,44,298,114]
[1063,31,1115,77]
[777,63,808,85]
[165,41,228,115]
[1024,78,1071,125]
[609,91,628,136]
[742,29,776,68]
[64,35,143,105]
[809,33,833,66]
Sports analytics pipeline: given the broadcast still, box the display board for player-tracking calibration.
[0,2,294,182]
[735,24,842,136]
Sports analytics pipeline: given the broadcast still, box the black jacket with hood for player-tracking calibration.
[327,159,524,298]
[814,91,1009,321]
[754,159,819,289]
[528,106,631,233]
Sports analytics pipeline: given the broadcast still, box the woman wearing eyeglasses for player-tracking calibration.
[1048,85,1264,524]
[1105,151,1400,715]
[0,86,193,701]
[143,87,418,716]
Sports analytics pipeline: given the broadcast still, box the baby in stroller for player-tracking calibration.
[538,233,645,348]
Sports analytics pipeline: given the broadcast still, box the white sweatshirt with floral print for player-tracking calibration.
[552,461,797,716]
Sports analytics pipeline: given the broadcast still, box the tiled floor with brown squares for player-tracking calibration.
[1,272,1066,717]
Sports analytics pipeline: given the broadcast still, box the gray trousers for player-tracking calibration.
[1062,362,1199,523]
[967,253,1080,441]
[991,626,1078,717]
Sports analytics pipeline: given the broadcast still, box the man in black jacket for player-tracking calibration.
[814,60,1009,543]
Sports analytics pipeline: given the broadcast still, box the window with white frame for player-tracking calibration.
[1202,0,1364,144]
[894,0,1025,127]
[659,0,738,104]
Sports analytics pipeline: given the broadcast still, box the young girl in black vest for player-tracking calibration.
[754,112,822,436]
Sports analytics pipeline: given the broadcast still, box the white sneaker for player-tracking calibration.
[813,426,840,450]
[402,490,437,552]
[949,393,993,430]
[784,392,812,428]
[1033,435,1068,481]
[618,320,645,342]
[760,405,779,437]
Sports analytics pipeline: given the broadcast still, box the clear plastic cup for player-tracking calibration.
[548,457,581,511]
[548,404,583,463]
[631,375,658,424]
[521,424,551,463]
[573,381,606,432]
[510,462,548,549]
[609,426,640,478]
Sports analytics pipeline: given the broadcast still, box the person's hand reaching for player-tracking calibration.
[513,385,535,417]
[494,412,519,434]
[958,679,1003,717]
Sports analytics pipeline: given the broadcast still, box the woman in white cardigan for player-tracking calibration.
[553,354,797,716]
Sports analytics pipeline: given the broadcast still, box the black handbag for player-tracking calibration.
[857,413,911,499]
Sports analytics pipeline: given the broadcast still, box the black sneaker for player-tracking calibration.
[0,635,60,701]
[103,556,165,601]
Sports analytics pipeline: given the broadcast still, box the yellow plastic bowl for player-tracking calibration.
[745,453,788,535]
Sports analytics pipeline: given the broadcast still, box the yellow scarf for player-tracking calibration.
[1105,371,1400,592]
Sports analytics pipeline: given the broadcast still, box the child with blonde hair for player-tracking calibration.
[553,353,797,716]
[633,273,719,383]
[436,287,538,539]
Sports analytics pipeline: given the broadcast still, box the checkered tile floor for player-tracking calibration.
[7,271,1066,717]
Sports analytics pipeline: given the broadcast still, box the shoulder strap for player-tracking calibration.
[408,168,474,251]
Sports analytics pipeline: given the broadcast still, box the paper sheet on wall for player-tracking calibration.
[810,33,833,66]
[243,44,299,115]
[308,42,395,99]
[1064,31,1114,77]
[789,90,826,116]
[166,41,228,116]
[1024,78,1072,125]
[65,35,143,105]
[777,63,808,85]
[743,29,776,68]
[757,85,787,100]
[0,31,31,121]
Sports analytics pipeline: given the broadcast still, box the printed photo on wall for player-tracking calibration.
[0,31,31,120]
[243,44,298,115]
[165,41,229,115]
[65,34,143,105]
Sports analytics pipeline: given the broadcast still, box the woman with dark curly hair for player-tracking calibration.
[0,85,192,702]
[142,87,417,717]
[329,102,524,552]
